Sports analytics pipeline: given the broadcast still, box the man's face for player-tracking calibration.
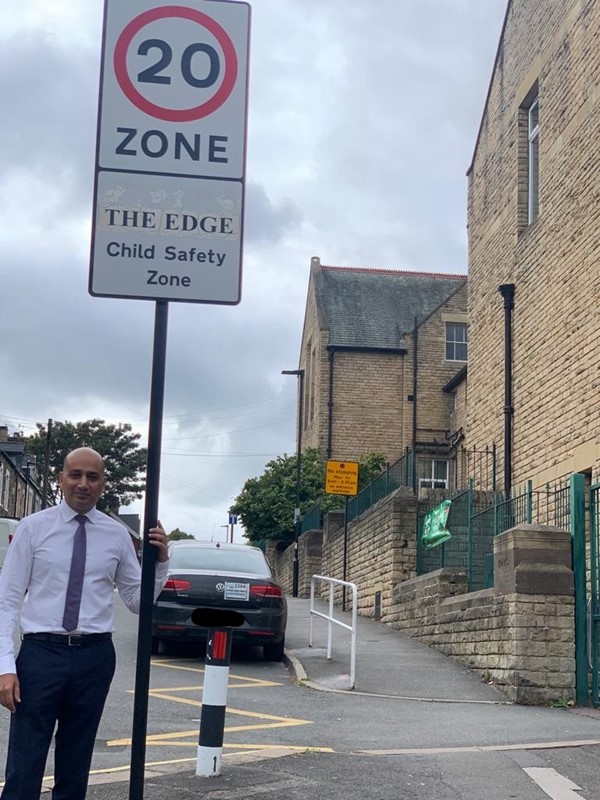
[59,450,106,514]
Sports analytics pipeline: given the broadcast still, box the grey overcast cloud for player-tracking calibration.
[0,0,507,540]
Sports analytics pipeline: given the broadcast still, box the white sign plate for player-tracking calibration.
[90,0,250,304]
[224,582,249,601]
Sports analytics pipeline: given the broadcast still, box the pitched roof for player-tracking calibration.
[315,264,466,349]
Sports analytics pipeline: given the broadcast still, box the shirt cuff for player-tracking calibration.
[0,656,17,675]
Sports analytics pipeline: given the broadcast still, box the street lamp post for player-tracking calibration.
[282,368,305,597]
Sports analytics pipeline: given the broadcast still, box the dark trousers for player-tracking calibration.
[1,638,116,800]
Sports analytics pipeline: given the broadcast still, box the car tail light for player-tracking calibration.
[156,624,187,631]
[162,579,192,592]
[250,584,283,598]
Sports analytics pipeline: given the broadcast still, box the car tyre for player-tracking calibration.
[263,638,285,662]
[151,636,161,656]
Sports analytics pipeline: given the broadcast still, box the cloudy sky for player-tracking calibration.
[0,0,507,541]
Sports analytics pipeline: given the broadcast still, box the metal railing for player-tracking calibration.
[455,444,497,492]
[346,449,413,523]
[309,575,357,689]
[300,504,323,534]
[417,477,573,591]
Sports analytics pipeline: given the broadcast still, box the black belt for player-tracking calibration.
[23,632,112,647]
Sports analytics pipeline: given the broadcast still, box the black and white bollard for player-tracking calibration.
[197,627,232,777]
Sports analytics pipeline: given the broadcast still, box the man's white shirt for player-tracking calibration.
[0,502,169,674]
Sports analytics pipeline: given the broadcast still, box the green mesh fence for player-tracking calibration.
[300,504,323,534]
[422,479,573,591]
[346,450,414,523]
[591,484,600,706]
[299,450,414,533]
[416,488,495,589]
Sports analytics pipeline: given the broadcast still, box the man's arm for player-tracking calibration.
[115,522,169,613]
[0,520,33,712]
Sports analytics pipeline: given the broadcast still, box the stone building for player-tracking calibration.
[296,256,471,491]
[467,0,600,491]
[0,427,44,519]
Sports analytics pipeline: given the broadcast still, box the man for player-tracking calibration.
[0,447,169,800]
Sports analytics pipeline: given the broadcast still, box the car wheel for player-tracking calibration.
[263,638,285,662]
[151,636,161,655]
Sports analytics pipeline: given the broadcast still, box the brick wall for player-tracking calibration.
[467,0,600,487]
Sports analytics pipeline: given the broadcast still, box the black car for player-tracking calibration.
[151,540,287,661]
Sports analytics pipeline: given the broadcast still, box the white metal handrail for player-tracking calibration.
[309,574,357,689]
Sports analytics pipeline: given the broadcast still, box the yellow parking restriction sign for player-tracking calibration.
[325,460,359,496]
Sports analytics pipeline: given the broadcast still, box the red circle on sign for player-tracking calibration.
[113,5,238,123]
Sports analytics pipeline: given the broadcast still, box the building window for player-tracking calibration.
[303,344,312,430]
[309,346,316,423]
[1,467,10,511]
[445,322,468,361]
[419,459,449,490]
[528,96,539,224]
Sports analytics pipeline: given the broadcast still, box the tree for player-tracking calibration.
[26,419,147,513]
[167,528,195,541]
[357,451,388,489]
[230,449,388,546]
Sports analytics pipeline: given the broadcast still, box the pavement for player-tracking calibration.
[72,598,600,798]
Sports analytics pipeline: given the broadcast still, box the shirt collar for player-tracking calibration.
[59,500,103,524]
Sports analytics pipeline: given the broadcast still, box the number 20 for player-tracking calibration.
[137,38,219,88]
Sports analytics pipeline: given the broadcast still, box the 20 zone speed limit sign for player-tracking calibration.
[90,0,251,305]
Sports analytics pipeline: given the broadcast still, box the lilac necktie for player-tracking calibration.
[62,514,88,632]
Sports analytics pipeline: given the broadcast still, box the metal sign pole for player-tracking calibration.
[342,496,349,612]
[129,300,169,800]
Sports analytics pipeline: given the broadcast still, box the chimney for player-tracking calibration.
[0,426,8,442]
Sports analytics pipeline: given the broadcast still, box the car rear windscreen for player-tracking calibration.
[169,547,271,575]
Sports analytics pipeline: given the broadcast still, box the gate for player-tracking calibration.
[590,483,600,706]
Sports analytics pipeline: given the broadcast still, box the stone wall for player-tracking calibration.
[320,488,418,615]
[325,350,409,462]
[413,283,468,441]
[298,258,328,453]
[272,487,576,704]
[467,0,600,487]
[266,529,324,598]
[269,487,418,609]
[385,525,575,704]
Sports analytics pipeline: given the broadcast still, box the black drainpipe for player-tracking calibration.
[411,317,418,493]
[499,284,515,499]
[327,349,335,458]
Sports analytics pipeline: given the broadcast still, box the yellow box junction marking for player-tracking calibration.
[150,659,283,688]
[108,703,312,748]
[108,662,312,748]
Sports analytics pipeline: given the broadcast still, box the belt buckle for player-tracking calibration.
[67,634,83,646]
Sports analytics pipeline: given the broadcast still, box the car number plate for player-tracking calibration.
[224,582,249,601]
